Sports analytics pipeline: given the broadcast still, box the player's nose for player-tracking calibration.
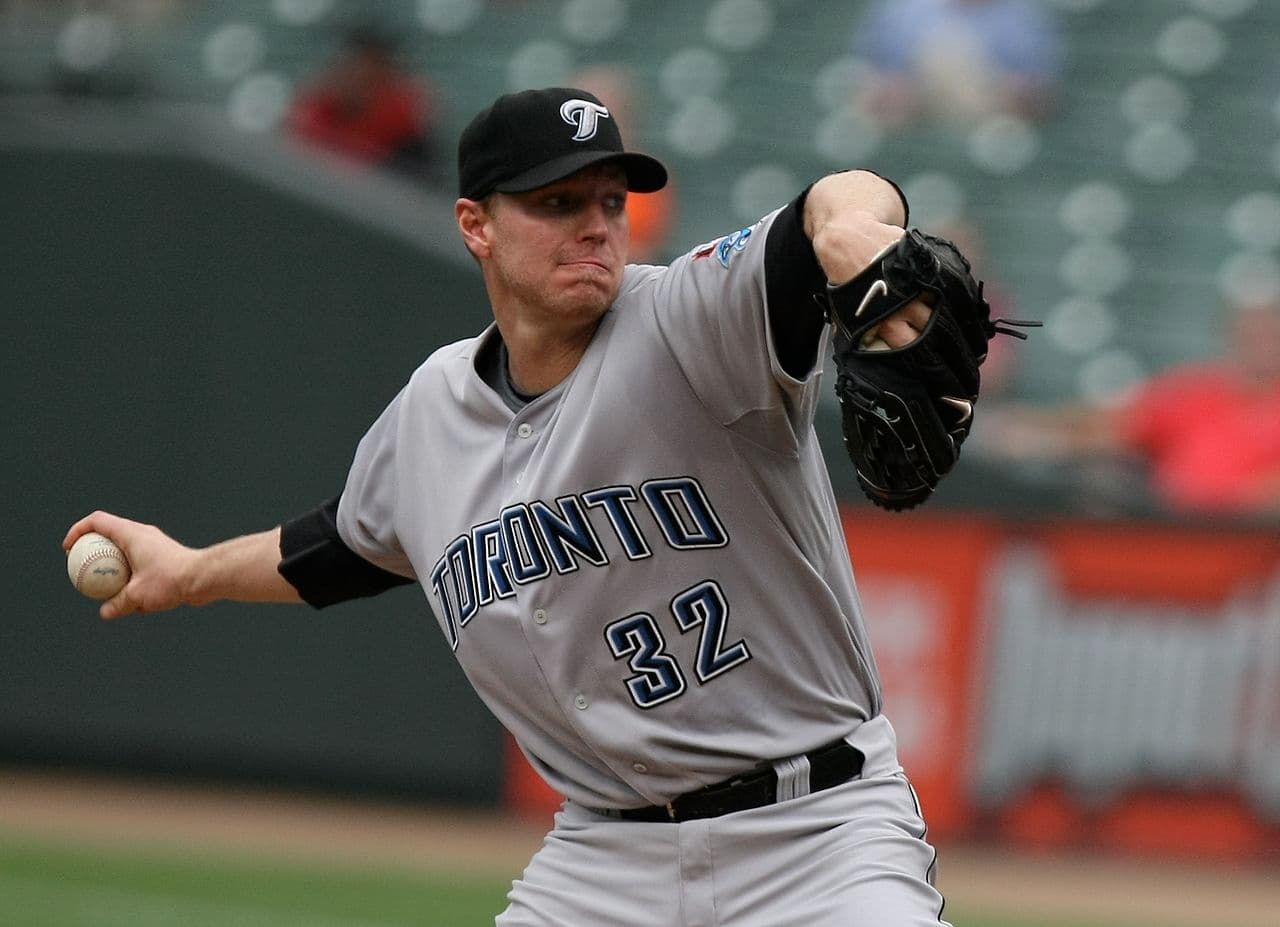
[576,199,615,240]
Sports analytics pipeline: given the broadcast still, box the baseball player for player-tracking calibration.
[65,87,971,925]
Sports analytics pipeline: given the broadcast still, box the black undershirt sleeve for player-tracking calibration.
[764,173,909,380]
[764,189,830,380]
[278,495,415,608]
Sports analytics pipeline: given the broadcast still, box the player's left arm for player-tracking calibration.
[766,170,925,379]
[803,170,909,282]
[646,169,917,440]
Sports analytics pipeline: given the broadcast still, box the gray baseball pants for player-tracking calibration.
[497,716,950,927]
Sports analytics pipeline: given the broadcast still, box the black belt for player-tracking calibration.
[614,740,864,823]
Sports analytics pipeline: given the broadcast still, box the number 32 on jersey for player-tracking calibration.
[604,579,752,708]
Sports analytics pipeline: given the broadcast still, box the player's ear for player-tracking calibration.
[456,197,493,260]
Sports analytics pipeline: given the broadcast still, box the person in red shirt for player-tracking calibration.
[1119,300,1280,514]
[288,26,437,178]
[979,297,1280,517]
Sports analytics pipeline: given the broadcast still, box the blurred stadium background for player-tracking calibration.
[2,0,1279,924]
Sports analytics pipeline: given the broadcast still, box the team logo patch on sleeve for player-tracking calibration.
[692,226,754,267]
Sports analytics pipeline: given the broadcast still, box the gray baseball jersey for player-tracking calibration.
[335,206,883,810]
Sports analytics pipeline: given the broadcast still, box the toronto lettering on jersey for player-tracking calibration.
[427,477,728,650]
[976,547,1280,816]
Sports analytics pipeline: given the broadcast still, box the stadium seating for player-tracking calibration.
[4,0,1276,404]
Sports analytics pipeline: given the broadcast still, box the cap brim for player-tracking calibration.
[493,150,668,195]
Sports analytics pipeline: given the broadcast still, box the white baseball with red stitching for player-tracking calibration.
[67,532,130,600]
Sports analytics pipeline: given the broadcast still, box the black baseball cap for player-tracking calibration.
[457,87,668,200]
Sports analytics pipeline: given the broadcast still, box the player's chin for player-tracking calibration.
[557,291,613,323]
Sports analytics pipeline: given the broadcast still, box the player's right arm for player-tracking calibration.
[64,494,415,621]
[63,512,301,621]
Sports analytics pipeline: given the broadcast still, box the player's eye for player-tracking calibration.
[541,193,587,215]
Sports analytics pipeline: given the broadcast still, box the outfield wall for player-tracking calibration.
[2,137,504,803]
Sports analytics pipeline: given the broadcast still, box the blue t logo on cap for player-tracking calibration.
[560,99,611,141]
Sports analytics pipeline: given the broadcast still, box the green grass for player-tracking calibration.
[0,835,1115,927]
[955,918,1114,927]
[0,837,508,927]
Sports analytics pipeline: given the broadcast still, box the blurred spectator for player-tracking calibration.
[979,298,1280,518]
[850,0,1064,129]
[569,64,677,263]
[288,25,438,180]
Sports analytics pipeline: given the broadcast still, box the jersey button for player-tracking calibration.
[533,608,548,625]
[573,694,589,710]
[632,762,648,774]
[517,423,533,438]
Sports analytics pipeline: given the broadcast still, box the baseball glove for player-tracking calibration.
[822,229,1036,511]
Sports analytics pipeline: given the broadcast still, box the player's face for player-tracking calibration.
[478,164,630,330]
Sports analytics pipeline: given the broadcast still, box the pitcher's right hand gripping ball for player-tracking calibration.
[822,229,1036,511]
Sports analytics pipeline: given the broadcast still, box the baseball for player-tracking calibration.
[67,531,130,600]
